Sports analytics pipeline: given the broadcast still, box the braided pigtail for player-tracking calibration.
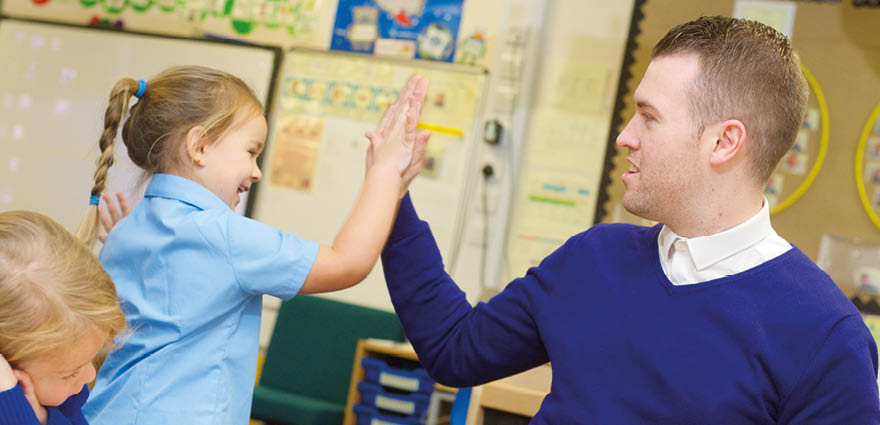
[75,78,141,245]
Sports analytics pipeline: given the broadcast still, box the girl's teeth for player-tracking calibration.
[629,166,638,173]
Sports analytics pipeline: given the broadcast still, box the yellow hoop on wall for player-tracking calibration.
[770,65,830,216]
[855,102,880,232]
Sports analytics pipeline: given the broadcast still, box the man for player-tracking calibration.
[380,16,880,424]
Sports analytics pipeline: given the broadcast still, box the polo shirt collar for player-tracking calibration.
[144,173,231,211]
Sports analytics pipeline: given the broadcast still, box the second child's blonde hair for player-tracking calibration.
[0,211,125,365]
[77,65,263,244]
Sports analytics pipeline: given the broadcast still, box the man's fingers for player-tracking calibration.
[404,110,418,147]
[412,130,431,161]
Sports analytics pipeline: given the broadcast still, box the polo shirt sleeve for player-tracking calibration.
[225,213,319,300]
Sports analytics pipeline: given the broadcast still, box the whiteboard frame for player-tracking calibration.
[0,15,283,220]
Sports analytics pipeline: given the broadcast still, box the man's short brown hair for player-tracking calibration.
[653,16,809,184]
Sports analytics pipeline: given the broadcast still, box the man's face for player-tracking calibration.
[616,53,709,223]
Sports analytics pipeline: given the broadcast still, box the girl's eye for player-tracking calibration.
[62,370,79,381]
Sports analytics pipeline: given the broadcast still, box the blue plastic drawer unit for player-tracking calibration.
[353,404,424,425]
[361,357,434,393]
[357,381,431,416]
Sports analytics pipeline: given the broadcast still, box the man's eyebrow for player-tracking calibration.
[636,100,659,113]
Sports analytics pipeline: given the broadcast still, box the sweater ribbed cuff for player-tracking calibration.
[0,385,39,424]
[389,192,423,243]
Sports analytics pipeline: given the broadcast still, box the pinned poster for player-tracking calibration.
[864,314,880,354]
[269,115,324,192]
[1,0,322,45]
[330,0,464,62]
[733,0,796,38]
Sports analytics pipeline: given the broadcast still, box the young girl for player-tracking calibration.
[78,66,430,424]
[0,211,126,425]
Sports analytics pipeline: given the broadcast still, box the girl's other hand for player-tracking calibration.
[98,192,131,243]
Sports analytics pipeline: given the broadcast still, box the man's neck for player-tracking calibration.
[663,190,765,238]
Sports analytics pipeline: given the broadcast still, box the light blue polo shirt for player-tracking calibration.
[83,174,318,425]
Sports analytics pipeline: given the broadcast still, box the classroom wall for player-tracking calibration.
[600,0,880,284]
[494,0,634,288]
[0,20,277,231]
[0,0,507,67]
[0,0,519,348]
[0,0,638,350]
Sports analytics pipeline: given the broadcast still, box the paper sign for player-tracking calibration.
[734,0,796,38]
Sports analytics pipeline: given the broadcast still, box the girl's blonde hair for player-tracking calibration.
[0,211,125,365]
[76,65,263,244]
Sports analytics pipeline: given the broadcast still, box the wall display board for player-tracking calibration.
[856,102,880,231]
[249,48,487,311]
[763,66,829,214]
[0,18,279,232]
[330,0,464,62]
[1,0,327,47]
[498,1,636,284]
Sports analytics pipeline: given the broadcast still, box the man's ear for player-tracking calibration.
[184,126,208,167]
[710,119,747,166]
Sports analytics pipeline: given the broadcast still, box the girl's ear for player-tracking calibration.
[184,126,208,167]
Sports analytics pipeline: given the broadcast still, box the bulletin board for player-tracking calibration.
[856,102,880,232]
[0,0,332,48]
[0,0,509,65]
[248,48,487,311]
[499,0,636,284]
[329,0,464,62]
[0,17,280,232]
[599,0,880,269]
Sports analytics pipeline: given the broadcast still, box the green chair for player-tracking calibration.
[251,295,406,425]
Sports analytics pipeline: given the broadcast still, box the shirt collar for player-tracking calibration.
[659,198,774,271]
[657,224,678,261]
[144,173,231,212]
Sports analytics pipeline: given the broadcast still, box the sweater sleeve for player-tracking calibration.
[381,194,551,387]
[0,384,89,425]
[0,385,40,424]
[777,314,880,425]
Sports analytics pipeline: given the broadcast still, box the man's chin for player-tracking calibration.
[622,197,654,221]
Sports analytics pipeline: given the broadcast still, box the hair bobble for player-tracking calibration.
[134,79,146,98]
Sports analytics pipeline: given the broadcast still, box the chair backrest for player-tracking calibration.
[260,295,406,405]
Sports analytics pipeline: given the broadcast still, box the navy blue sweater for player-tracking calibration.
[0,384,89,424]
[382,195,880,424]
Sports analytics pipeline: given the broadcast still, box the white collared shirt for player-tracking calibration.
[658,199,792,285]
